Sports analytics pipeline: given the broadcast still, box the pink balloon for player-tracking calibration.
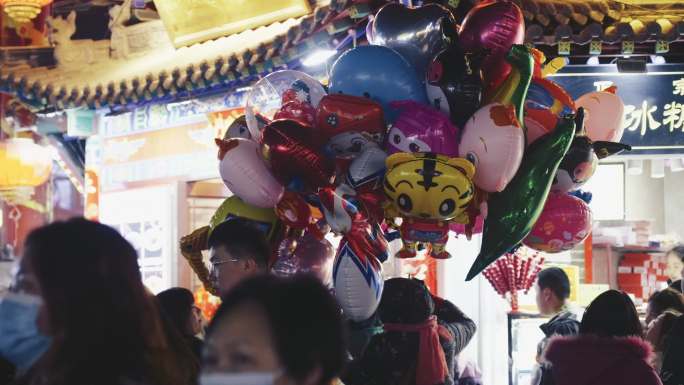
[459,103,524,192]
[575,87,625,142]
[387,100,460,156]
[523,192,593,253]
[217,138,284,208]
[458,1,524,91]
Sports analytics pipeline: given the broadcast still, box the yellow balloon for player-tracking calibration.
[209,196,280,240]
[384,153,475,223]
[542,57,568,77]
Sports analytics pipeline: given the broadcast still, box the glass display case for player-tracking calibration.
[508,312,549,385]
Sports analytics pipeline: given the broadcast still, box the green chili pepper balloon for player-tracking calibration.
[486,44,534,130]
[465,113,577,281]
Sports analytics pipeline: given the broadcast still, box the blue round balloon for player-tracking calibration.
[329,45,428,122]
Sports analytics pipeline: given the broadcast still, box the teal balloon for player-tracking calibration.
[466,114,577,281]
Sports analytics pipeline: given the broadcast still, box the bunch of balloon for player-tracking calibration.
[178,0,636,313]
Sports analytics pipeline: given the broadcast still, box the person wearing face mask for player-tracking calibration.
[1,218,197,385]
[201,274,346,385]
[0,260,52,380]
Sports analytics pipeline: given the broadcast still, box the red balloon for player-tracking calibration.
[274,100,316,127]
[260,119,336,190]
[458,1,524,92]
[523,192,593,253]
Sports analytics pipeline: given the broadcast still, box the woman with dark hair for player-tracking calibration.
[156,288,204,360]
[201,274,346,385]
[0,218,197,385]
[665,245,684,293]
[646,289,684,325]
[544,290,662,385]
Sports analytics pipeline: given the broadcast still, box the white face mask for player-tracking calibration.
[199,372,279,385]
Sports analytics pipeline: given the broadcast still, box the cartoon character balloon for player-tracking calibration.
[346,145,388,193]
[384,153,475,259]
[575,86,626,142]
[370,2,457,75]
[216,138,284,208]
[245,70,327,139]
[329,45,428,122]
[459,103,525,192]
[523,192,593,253]
[426,46,485,128]
[223,115,252,140]
[316,94,386,159]
[552,108,631,192]
[386,100,460,156]
[553,136,631,192]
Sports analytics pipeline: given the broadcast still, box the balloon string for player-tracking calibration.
[8,204,21,249]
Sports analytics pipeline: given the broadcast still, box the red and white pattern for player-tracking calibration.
[483,247,545,312]
[618,252,668,304]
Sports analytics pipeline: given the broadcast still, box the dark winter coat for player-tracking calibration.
[342,278,476,385]
[537,311,581,385]
[0,357,14,385]
[660,314,684,385]
[544,335,663,385]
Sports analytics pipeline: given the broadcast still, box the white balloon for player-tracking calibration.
[333,240,384,322]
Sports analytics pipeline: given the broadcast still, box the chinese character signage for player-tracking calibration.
[550,64,684,155]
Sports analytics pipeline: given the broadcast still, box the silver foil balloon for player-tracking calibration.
[371,3,457,75]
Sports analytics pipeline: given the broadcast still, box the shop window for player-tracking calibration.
[583,163,625,221]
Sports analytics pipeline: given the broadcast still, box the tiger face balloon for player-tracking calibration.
[384,153,476,222]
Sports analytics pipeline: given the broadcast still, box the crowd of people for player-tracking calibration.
[0,217,683,385]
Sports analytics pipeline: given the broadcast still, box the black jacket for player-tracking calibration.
[537,311,581,385]
[660,314,684,385]
[0,357,14,385]
[342,280,476,385]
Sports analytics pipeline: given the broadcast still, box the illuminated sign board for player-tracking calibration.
[550,64,684,155]
[153,0,311,47]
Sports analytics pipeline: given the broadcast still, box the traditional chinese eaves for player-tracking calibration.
[0,0,374,111]
[521,0,684,47]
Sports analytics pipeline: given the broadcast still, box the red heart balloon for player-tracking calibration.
[260,119,336,190]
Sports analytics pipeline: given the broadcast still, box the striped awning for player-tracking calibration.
[0,0,374,111]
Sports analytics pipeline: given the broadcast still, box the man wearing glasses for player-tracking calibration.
[207,219,271,296]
